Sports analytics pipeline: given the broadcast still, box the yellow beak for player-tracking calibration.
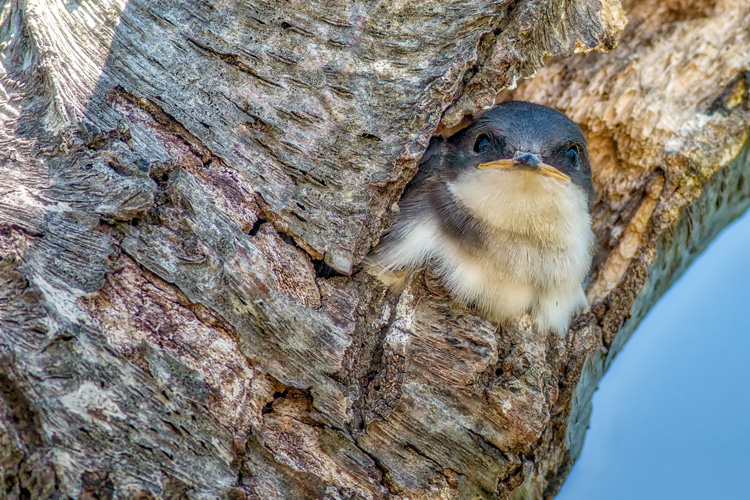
[478,158,571,183]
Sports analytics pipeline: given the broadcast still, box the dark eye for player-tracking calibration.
[566,146,580,168]
[473,134,492,154]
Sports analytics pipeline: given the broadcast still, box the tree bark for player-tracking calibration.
[0,0,748,499]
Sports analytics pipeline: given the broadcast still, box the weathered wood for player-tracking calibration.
[1,0,748,498]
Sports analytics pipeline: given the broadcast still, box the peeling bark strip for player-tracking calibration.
[0,0,748,499]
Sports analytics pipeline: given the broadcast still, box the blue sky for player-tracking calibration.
[556,208,750,499]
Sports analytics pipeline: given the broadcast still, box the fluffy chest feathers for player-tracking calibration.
[364,168,595,335]
[432,169,594,334]
[448,169,589,249]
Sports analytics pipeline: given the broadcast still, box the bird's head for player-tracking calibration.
[442,101,594,206]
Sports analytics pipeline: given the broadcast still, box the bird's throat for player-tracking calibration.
[447,169,589,243]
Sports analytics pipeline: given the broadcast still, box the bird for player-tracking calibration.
[363,101,596,335]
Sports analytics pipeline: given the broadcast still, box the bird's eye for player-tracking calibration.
[566,146,580,168]
[473,134,492,154]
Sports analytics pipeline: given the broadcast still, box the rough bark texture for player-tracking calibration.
[1,0,748,499]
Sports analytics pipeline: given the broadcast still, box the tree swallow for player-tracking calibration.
[364,101,595,335]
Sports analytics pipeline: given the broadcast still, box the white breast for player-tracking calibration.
[441,169,594,334]
[366,168,595,335]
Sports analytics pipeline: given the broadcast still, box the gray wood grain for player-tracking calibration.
[1,0,748,498]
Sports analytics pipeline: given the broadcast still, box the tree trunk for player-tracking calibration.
[1,0,748,499]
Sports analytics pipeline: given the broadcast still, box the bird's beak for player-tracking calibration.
[478,152,571,182]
